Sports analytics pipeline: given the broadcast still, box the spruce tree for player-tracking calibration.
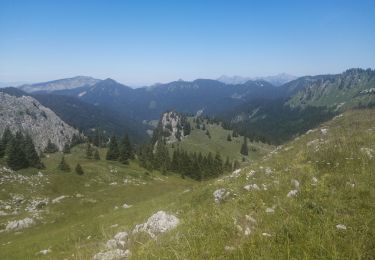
[240,136,249,156]
[224,156,231,171]
[86,142,93,158]
[119,133,132,164]
[106,135,119,160]
[1,127,13,156]
[44,139,58,153]
[206,129,211,139]
[75,163,84,175]
[93,149,100,160]
[24,134,43,169]
[58,156,71,172]
[227,134,232,141]
[6,136,29,170]
[63,143,71,154]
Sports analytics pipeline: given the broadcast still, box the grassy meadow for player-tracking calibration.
[0,109,374,259]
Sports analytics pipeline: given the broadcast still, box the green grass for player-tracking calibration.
[170,117,273,163]
[0,146,195,259]
[131,109,375,259]
[1,109,374,259]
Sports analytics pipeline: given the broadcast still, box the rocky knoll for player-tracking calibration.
[0,92,79,151]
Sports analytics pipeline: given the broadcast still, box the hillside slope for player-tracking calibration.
[130,109,375,259]
[0,109,373,259]
[0,92,79,151]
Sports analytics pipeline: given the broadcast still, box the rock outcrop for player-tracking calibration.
[0,92,80,151]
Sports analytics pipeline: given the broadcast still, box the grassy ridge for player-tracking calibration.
[169,117,273,162]
[131,109,375,259]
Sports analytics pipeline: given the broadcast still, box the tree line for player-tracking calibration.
[0,128,43,170]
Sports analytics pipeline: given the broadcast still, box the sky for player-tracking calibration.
[0,0,374,86]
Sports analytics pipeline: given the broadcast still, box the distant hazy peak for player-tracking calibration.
[217,73,297,86]
[18,76,101,93]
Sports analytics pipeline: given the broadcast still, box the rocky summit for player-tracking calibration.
[0,92,79,151]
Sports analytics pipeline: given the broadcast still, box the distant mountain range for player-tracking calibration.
[217,73,297,86]
[18,76,100,93]
[2,68,373,144]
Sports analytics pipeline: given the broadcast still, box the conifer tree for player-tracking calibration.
[224,156,231,171]
[119,133,133,164]
[240,136,249,156]
[214,152,223,177]
[0,127,13,158]
[6,136,29,170]
[75,163,84,175]
[58,156,71,172]
[24,134,43,169]
[44,139,58,153]
[206,129,211,139]
[106,135,119,160]
[86,142,93,158]
[63,143,71,154]
[93,149,100,160]
[227,134,232,141]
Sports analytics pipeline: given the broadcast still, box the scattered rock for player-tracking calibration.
[122,203,132,209]
[230,169,241,178]
[52,195,68,204]
[6,217,35,231]
[265,167,273,175]
[262,233,272,237]
[93,249,131,260]
[213,188,230,203]
[360,147,374,159]
[37,248,51,255]
[244,184,260,191]
[224,245,236,251]
[291,179,300,189]
[320,128,328,135]
[132,211,179,238]
[265,208,275,214]
[245,215,257,224]
[287,190,298,198]
[311,177,318,185]
[336,224,347,230]
[244,227,251,236]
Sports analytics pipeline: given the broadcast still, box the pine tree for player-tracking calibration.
[24,134,43,169]
[0,127,13,158]
[232,130,239,138]
[58,156,71,172]
[206,129,211,139]
[240,136,249,156]
[214,152,223,177]
[224,156,231,171]
[86,142,93,158]
[44,139,58,153]
[227,134,232,141]
[94,149,100,160]
[63,143,71,154]
[106,135,119,160]
[75,163,84,175]
[119,133,132,164]
[183,121,191,136]
[6,136,29,170]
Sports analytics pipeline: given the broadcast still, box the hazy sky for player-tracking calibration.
[1,0,374,86]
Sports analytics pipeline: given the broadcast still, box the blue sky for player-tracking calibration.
[0,0,374,86]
